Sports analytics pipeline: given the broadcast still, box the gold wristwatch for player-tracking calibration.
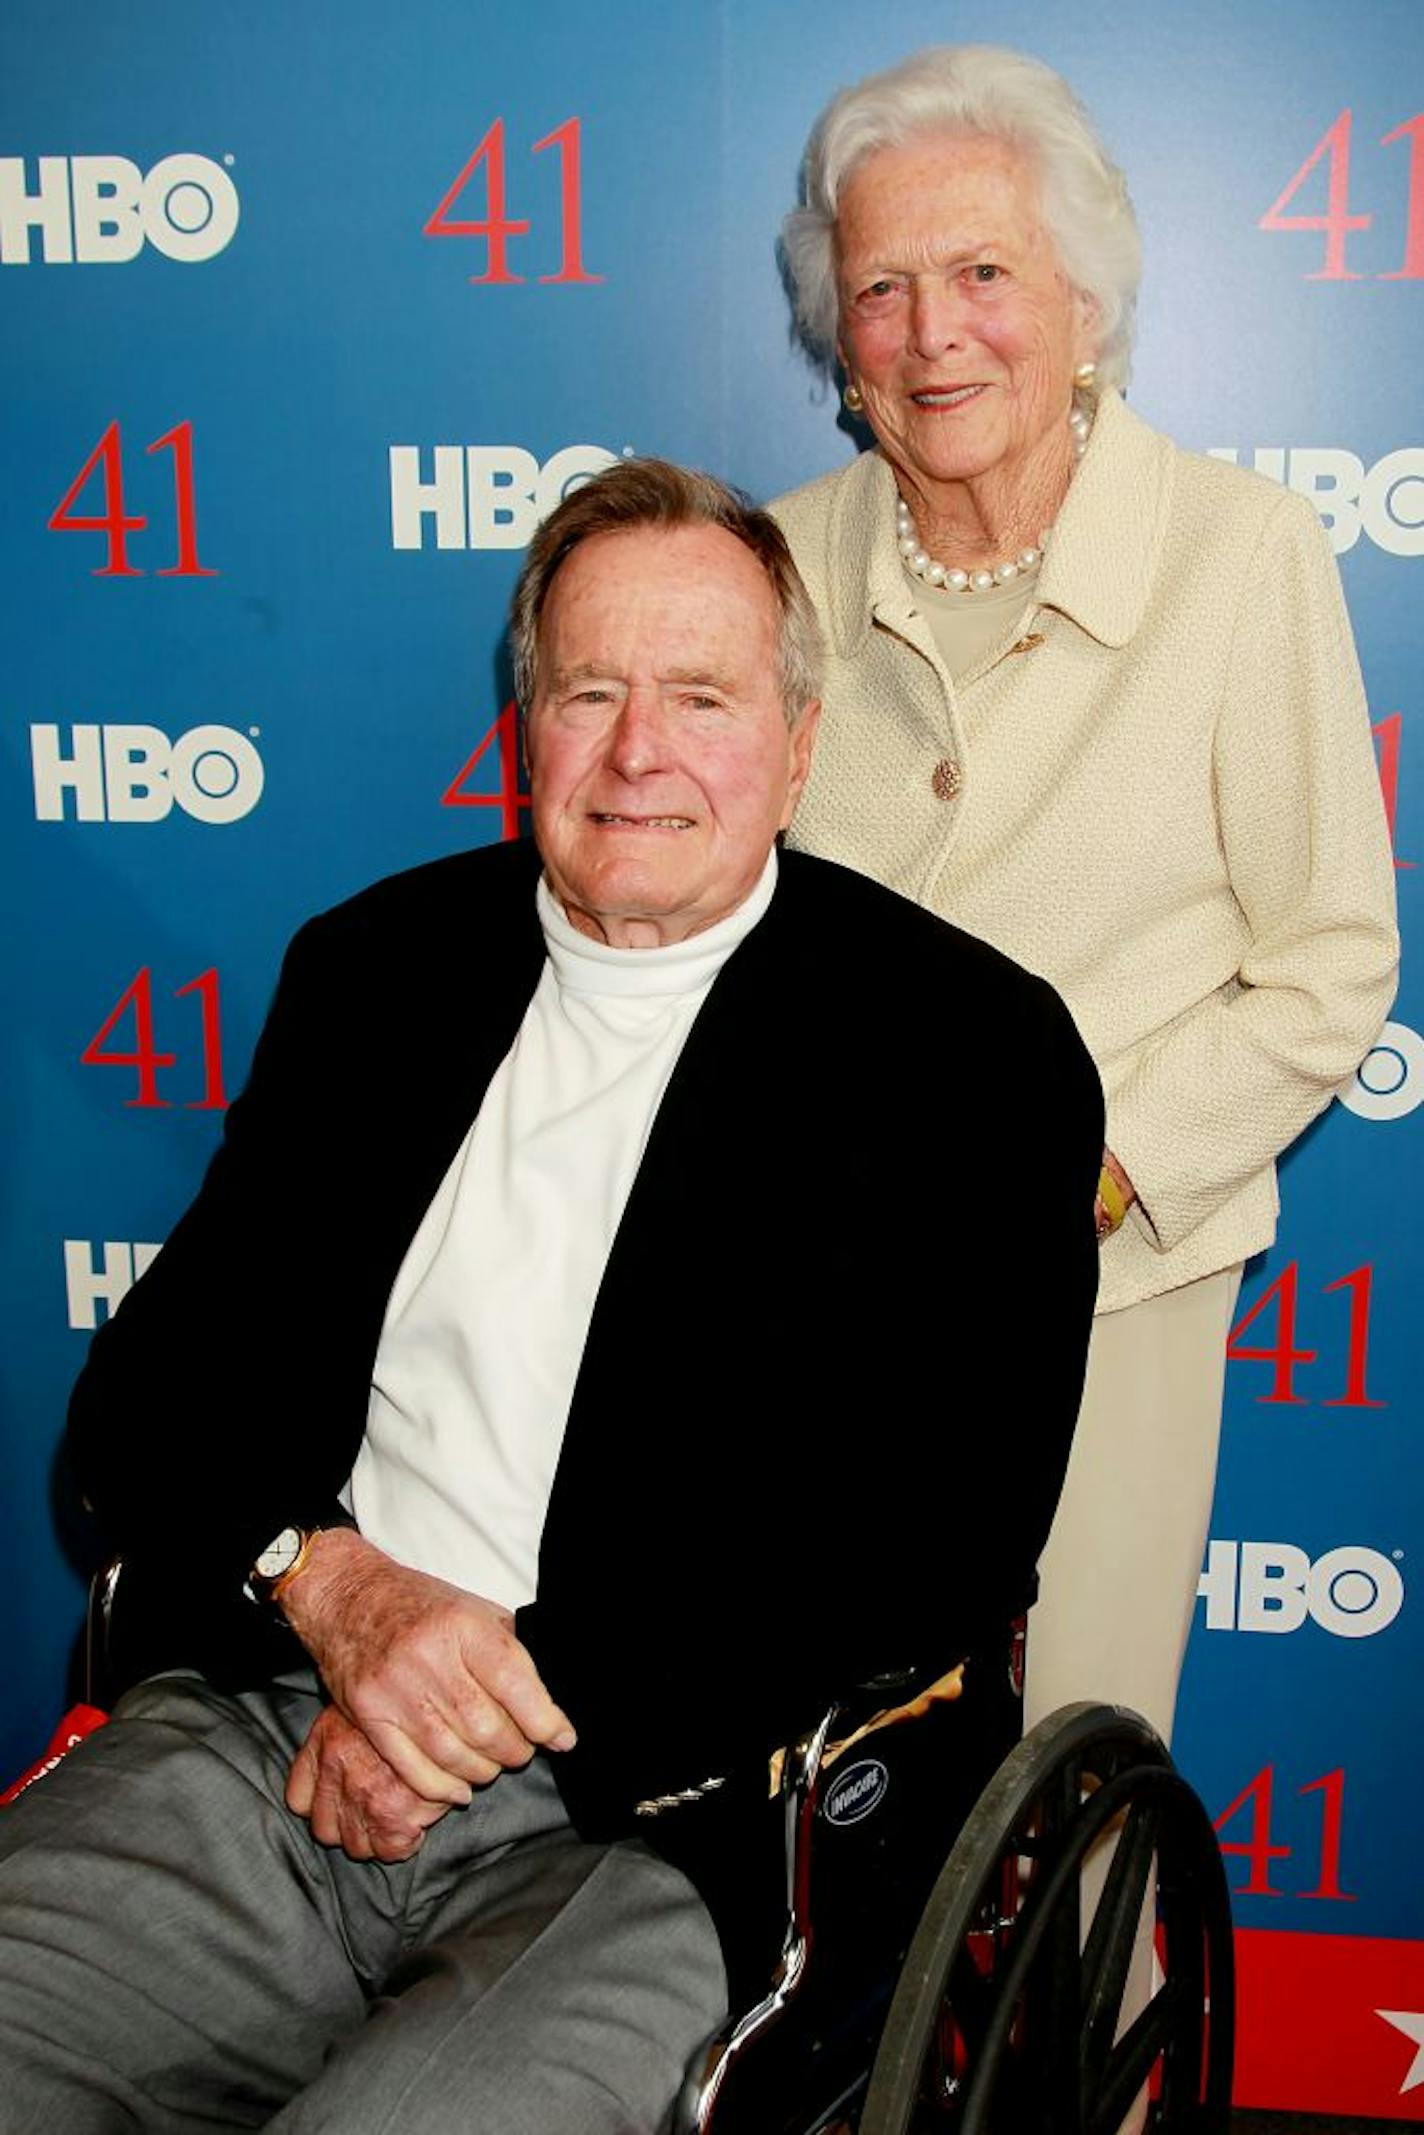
[244,1522,337,1613]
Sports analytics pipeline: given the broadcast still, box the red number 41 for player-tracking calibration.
[442,701,530,842]
[1262,108,1424,279]
[81,968,227,1109]
[1226,1260,1383,1408]
[48,420,215,578]
[1214,1765,1355,1901]
[424,116,601,284]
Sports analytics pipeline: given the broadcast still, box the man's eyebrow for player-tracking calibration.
[546,661,616,691]
[546,662,743,692]
[660,666,738,690]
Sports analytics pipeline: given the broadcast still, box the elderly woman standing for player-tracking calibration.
[774,46,1398,1759]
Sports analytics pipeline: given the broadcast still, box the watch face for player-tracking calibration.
[254,1526,303,1580]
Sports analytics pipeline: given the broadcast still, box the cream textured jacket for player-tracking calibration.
[774,391,1399,1314]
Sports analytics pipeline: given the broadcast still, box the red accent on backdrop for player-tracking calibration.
[1234,1927,1424,2117]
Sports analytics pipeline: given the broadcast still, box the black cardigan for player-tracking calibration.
[70,840,1102,1980]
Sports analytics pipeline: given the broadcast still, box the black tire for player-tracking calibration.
[859,1702,1234,2135]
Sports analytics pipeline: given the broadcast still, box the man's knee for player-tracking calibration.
[0,1672,360,2129]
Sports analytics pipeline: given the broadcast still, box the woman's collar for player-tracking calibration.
[822,391,1175,656]
[1034,390,1176,648]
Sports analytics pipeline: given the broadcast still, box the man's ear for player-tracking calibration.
[780,700,822,829]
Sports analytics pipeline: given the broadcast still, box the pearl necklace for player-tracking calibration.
[896,391,1094,594]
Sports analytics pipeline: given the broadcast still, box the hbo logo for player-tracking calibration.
[389,444,620,550]
[0,156,239,265]
[1207,445,1424,557]
[64,1240,162,1330]
[1338,1021,1424,1122]
[31,724,264,825]
[1197,1539,1404,1638]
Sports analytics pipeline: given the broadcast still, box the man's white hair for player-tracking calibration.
[781,44,1142,393]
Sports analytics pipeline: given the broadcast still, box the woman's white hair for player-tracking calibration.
[782,44,1142,392]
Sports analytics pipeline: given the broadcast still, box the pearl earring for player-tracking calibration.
[843,381,864,415]
[1073,361,1098,390]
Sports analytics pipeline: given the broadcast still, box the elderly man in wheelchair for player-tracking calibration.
[0,460,1230,2135]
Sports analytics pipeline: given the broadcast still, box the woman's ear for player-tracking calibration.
[1072,287,1102,369]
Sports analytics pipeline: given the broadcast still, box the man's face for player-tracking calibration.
[527,524,819,948]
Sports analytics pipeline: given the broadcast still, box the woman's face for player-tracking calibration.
[835,132,1094,505]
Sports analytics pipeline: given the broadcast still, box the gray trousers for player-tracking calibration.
[0,1670,727,2134]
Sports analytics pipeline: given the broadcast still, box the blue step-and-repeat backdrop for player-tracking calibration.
[3,2,1420,2112]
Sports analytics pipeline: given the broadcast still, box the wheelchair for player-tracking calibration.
[672,1628,1234,2135]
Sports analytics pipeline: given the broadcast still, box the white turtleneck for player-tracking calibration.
[348,852,778,1608]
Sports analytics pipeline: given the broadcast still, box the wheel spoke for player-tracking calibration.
[922,1954,994,2107]
[1036,1872,1084,2128]
[1088,1973,1189,2135]
[1079,1797,1161,2098]
[1031,1759,1086,2128]
[1154,1917,1207,2118]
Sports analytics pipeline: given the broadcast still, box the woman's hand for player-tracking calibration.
[1095,1148,1137,1243]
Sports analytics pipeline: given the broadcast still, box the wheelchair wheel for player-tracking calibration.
[859,1702,1234,2135]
